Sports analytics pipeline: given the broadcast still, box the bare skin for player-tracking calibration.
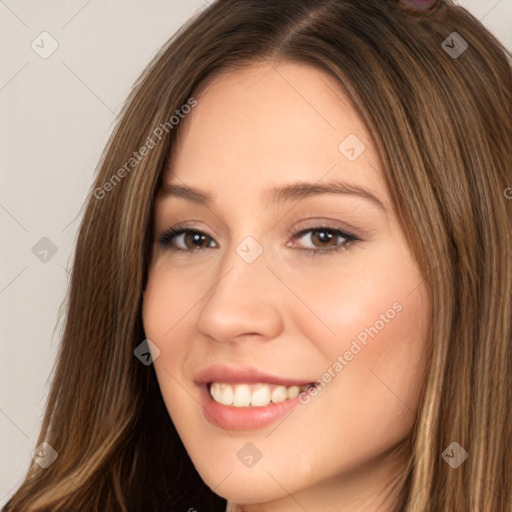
[142,61,430,512]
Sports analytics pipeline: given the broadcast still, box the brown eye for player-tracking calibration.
[290,226,359,255]
[158,228,217,250]
[309,229,339,248]
[182,232,211,249]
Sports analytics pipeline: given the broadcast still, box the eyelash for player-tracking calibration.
[157,222,360,256]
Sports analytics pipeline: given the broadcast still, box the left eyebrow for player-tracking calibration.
[263,180,388,212]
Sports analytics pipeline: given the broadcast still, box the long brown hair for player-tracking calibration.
[4,1,511,510]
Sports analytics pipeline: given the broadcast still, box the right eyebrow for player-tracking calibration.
[158,183,214,205]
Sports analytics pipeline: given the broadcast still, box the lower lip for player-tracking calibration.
[199,384,305,431]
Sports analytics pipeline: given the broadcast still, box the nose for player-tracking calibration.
[195,238,284,344]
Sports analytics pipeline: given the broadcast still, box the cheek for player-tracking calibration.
[142,261,200,345]
[281,243,427,361]
[141,270,201,428]
[284,246,429,446]
[141,268,194,382]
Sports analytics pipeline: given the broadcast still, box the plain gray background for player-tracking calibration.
[1,0,511,505]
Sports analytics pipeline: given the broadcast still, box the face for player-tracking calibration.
[142,61,431,511]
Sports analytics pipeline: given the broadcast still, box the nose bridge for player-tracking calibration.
[195,233,283,341]
[212,233,272,305]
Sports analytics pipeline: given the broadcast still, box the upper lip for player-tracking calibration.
[195,364,315,387]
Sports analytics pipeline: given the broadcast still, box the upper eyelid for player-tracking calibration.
[292,225,356,239]
[160,222,355,238]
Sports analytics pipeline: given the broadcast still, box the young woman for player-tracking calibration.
[4,0,511,511]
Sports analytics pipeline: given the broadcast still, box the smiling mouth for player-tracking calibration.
[208,381,317,407]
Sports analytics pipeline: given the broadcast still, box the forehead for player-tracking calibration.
[165,61,387,207]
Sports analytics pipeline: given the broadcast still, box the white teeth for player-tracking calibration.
[210,383,223,404]
[209,382,311,407]
[287,385,300,399]
[233,384,251,407]
[219,383,234,406]
[250,385,271,406]
[270,385,287,403]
